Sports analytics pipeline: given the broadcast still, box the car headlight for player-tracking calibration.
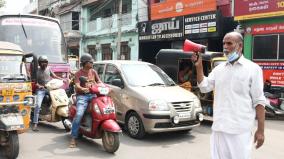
[24,96,35,106]
[193,96,201,109]
[149,100,169,111]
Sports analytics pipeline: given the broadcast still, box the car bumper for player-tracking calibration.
[142,113,202,133]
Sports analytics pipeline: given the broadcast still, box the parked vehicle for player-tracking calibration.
[68,81,121,153]
[93,60,203,139]
[156,49,227,121]
[0,42,35,159]
[263,84,284,118]
[35,79,71,131]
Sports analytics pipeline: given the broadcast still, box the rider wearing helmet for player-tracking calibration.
[32,55,65,131]
[70,53,102,148]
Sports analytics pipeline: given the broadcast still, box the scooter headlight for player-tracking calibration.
[93,103,101,114]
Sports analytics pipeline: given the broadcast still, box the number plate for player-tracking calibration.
[178,112,191,119]
[103,107,115,114]
[2,89,14,96]
[0,114,23,126]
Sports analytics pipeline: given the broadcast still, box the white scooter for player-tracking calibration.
[37,79,71,131]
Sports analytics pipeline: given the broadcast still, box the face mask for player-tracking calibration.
[226,51,239,62]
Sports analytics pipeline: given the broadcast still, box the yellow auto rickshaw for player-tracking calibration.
[0,41,34,159]
[156,49,227,120]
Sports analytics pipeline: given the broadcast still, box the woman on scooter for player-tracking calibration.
[33,55,66,131]
[69,54,102,148]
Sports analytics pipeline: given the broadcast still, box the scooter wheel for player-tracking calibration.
[102,131,120,153]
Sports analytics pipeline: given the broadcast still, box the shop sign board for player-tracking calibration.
[234,0,284,20]
[256,62,284,87]
[184,11,220,39]
[138,17,183,41]
[150,0,216,20]
[251,23,284,35]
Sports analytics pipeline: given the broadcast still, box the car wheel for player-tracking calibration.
[126,112,145,139]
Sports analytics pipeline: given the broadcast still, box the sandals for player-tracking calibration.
[69,139,77,148]
[32,124,39,131]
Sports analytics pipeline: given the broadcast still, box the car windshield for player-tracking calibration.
[0,55,28,82]
[0,17,67,63]
[121,63,176,87]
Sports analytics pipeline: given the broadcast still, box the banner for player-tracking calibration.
[256,62,284,86]
[251,23,284,35]
[138,17,183,41]
[184,11,220,39]
[150,0,216,20]
[234,0,284,20]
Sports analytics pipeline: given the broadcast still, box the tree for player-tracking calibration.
[0,0,6,8]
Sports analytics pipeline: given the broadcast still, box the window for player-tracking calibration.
[120,42,130,60]
[104,64,122,84]
[88,45,97,61]
[103,8,112,18]
[253,35,279,60]
[93,64,105,80]
[72,12,79,30]
[102,44,113,60]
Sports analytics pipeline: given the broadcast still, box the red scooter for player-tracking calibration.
[68,79,121,153]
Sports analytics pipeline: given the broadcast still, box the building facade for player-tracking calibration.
[234,0,284,87]
[138,0,236,64]
[80,0,148,61]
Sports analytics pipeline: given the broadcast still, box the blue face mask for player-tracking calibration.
[226,51,239,62]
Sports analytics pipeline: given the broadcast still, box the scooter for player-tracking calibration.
[36,79,71,131]
[68,78,121,153]
[264,92,284,117]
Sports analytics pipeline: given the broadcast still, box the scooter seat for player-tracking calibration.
[264,92,280,99]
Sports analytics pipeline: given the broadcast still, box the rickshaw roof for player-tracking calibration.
[0,41,24,54]
[156,49,224,64]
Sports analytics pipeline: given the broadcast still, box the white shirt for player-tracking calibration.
[198,55,266,134]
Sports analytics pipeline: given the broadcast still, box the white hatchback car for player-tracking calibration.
[93,60,203,139]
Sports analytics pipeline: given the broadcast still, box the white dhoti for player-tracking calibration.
[210,131,253,159]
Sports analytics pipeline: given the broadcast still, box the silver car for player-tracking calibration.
[93,60,203,139]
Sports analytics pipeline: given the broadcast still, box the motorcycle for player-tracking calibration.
[264,92,284,118]
[36,79,71,131]
[68,77,121,153]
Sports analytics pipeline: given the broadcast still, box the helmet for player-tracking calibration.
[38,55,48,62]
[80,54,93,64]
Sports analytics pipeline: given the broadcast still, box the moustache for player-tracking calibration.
[223,49,229,54]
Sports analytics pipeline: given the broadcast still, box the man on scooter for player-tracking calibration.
[69,54,102,148]
[33,55,66,131]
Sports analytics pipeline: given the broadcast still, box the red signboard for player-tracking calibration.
[150,0,216,20]
[234,0,284,20]
[256,62,284,87]
[251,23,284,35]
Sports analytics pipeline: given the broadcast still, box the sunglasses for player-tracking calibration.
[87,61,93,64]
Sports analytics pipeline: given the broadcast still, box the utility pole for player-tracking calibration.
[117,0,122,60]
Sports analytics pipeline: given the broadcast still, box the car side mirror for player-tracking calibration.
[111,78,124,88]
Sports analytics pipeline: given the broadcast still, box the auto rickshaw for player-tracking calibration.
[156,49,226,120]
[0,41,34,159]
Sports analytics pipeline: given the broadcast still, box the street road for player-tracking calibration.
[1,119,283,159]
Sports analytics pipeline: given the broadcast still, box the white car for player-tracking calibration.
[93,60,203,139]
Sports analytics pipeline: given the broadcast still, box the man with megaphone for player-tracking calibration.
[191,32,266,159]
